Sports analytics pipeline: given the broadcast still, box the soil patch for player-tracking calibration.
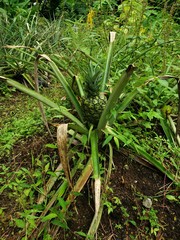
[56,151,180,240]
[0,134,179,240]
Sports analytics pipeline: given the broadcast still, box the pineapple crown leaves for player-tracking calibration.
[84,62,103,97]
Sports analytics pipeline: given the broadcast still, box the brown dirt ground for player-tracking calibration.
[0,133,179,240]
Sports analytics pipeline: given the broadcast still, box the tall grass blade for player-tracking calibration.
[29,154,83,238]
[168,115,180,146]
[73,75,85,98]
[159,110,175,146]
[176,79,180,139]
[51,54,75,78]
[30,180,68,239]
[77,49,103,68]
[109,88,139,125]
[133,143,179,184]
[114,76,157,116]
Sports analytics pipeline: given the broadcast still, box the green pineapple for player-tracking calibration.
[81,63,107,127]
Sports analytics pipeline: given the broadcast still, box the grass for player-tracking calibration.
[0,84,68,158]
[0,93,42,156]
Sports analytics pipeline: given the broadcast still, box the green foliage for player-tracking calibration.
[0,0,179,238]
[83,62,102,97]
[0,100,43,157]
[139,208,161,236]
[0,0,33,18]
[0,151,69,236]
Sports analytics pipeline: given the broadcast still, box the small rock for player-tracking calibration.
[124,164,129,170]
[143,198,152,208]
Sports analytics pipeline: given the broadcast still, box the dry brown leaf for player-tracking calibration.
[57,124,73,188]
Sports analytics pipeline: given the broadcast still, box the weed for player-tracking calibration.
[139,208,161,237]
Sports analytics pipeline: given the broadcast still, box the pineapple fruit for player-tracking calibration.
[81,63,107,127]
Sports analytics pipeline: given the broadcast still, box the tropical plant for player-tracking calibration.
[0,1,180,238]
[2,22,180,236]
[0,7,65,92]
[0,31,137,237]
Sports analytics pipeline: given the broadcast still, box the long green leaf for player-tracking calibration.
[3,77,88,134]
[90,130,99,179]
[108,88,139,125]
[38,54,84,122]
[90,129,101,215]
[98,65,136,130]
[51,54,75,78]
[159,110,175,146]
[101,32,116,92]
[115,76,156,114]
[74,75,85,98]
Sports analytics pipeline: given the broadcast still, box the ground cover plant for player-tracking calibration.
[0,0,179,239]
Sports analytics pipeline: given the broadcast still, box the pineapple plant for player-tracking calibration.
[81,63,107,127]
